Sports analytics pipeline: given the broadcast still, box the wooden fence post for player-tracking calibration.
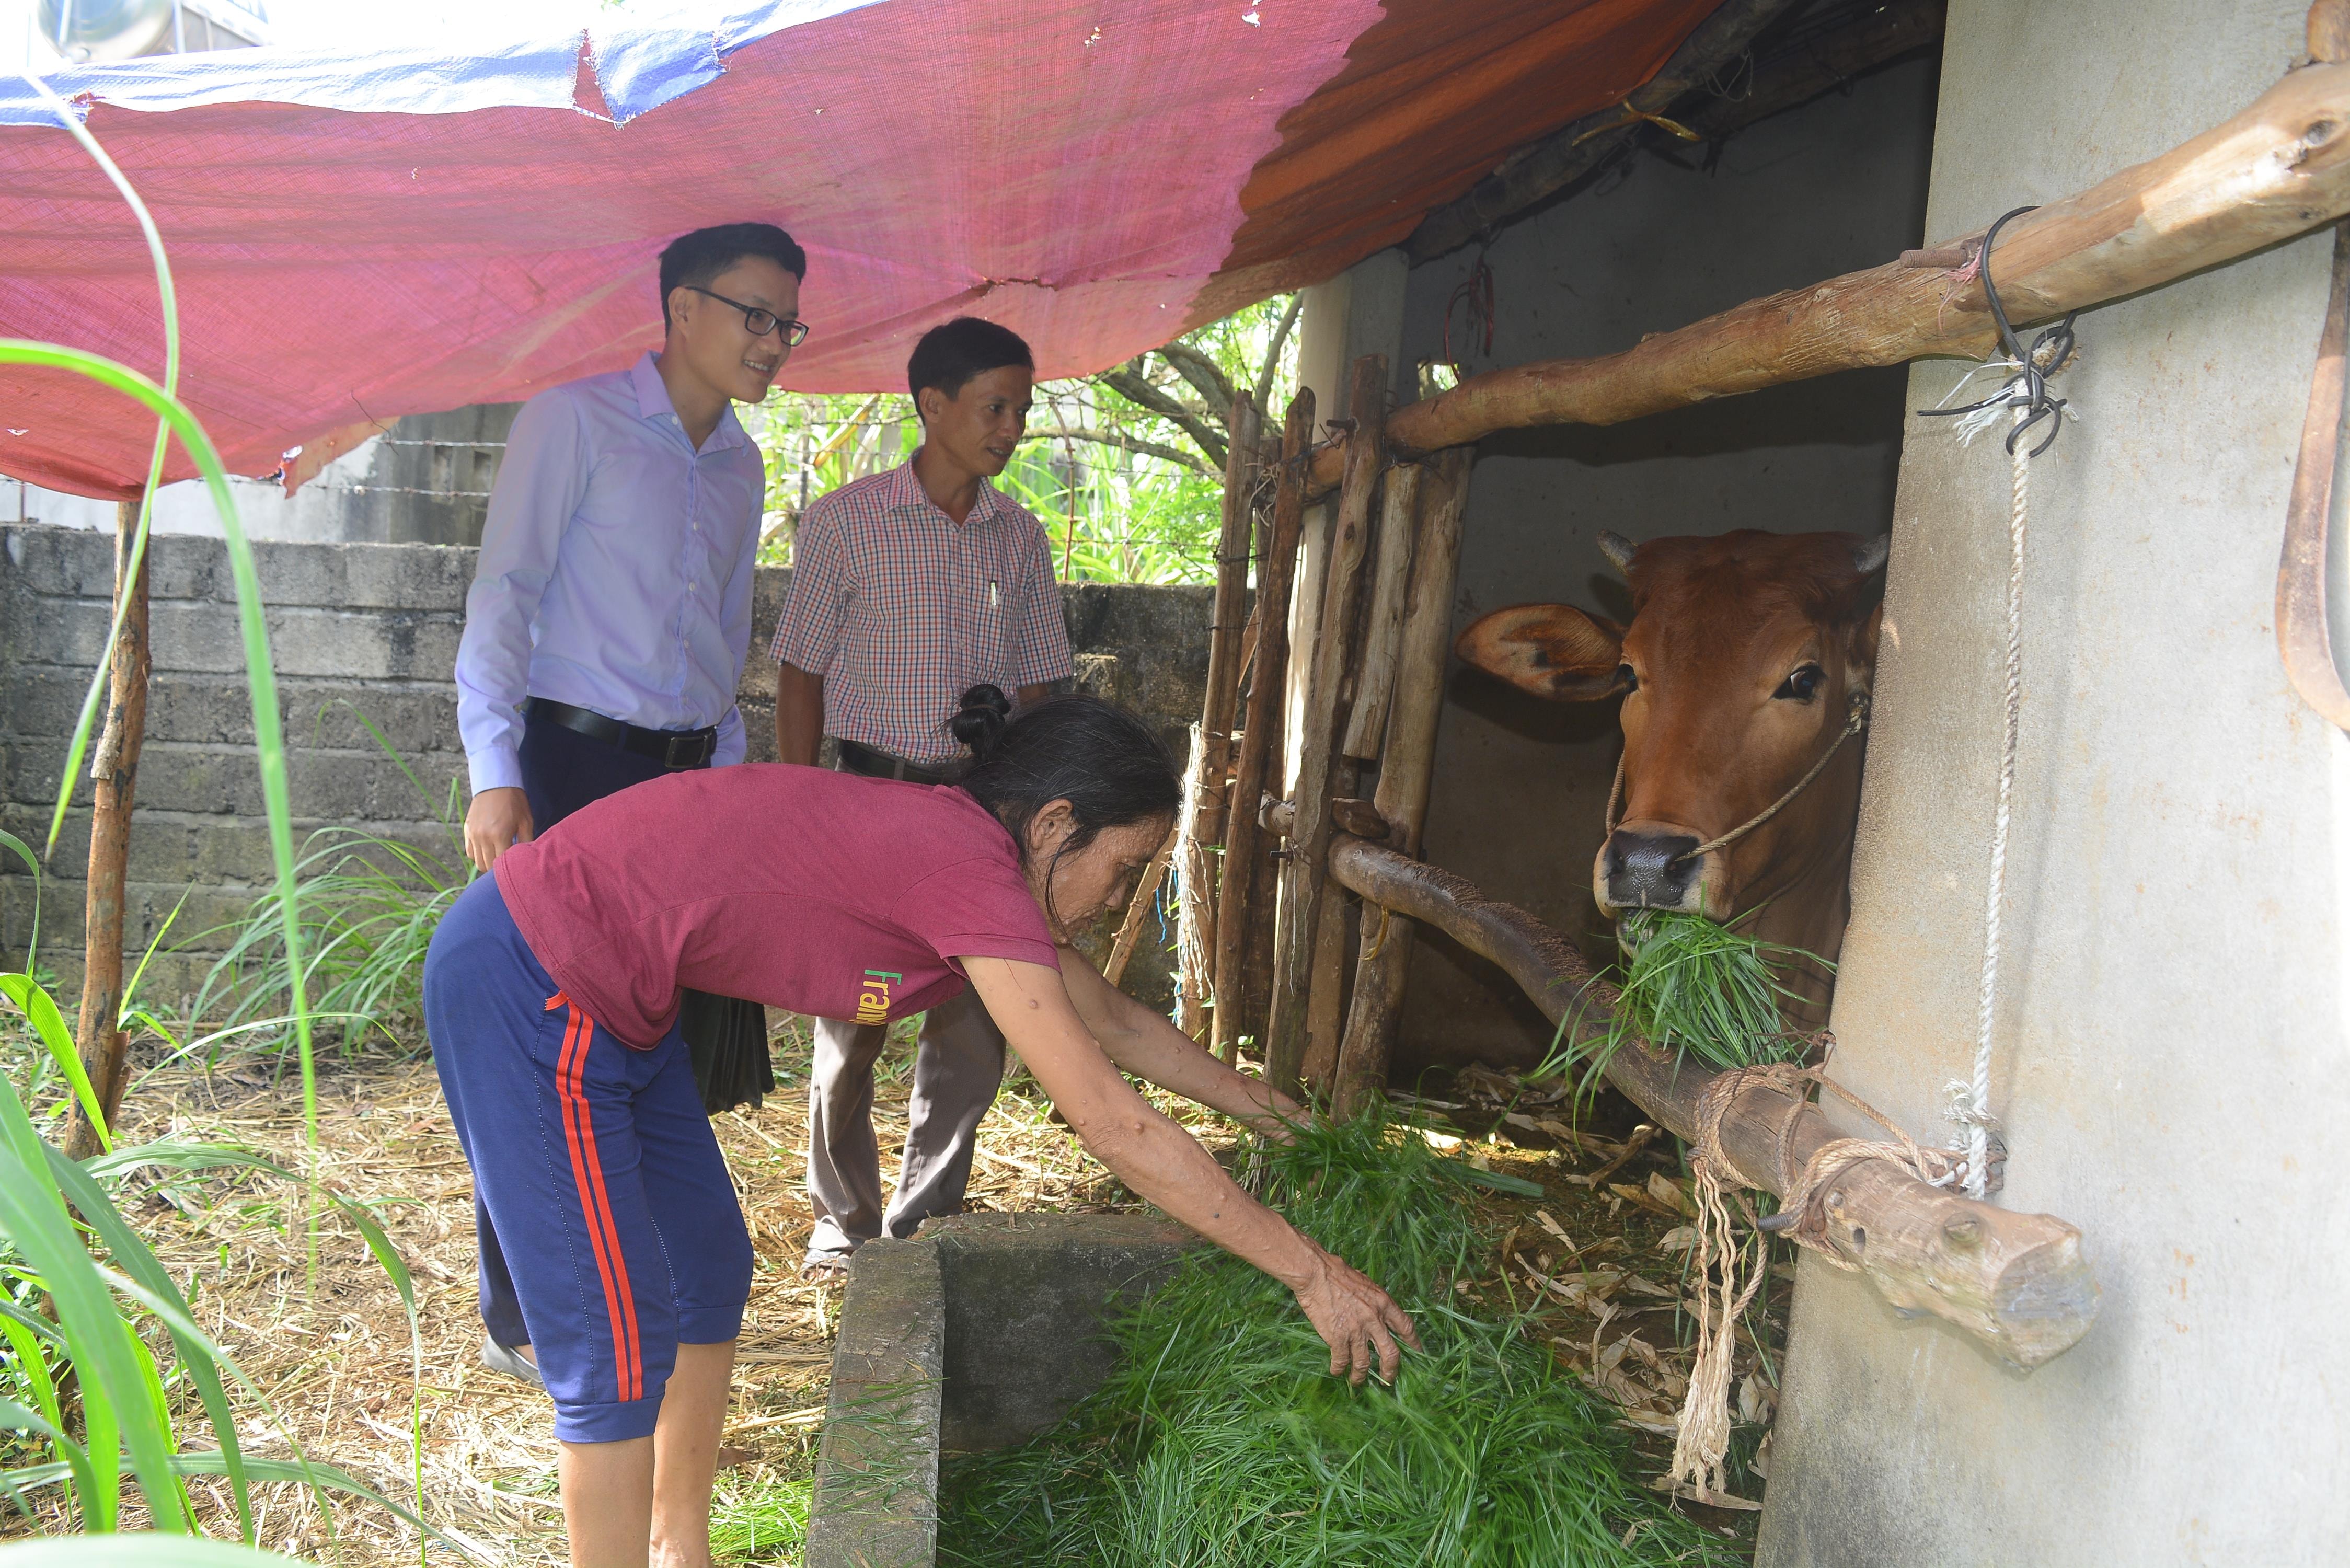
[1332,448,1474,1117]
[66,497,152,1160]
[1211,391,1311,1063]
[1177,391,1262,1036]
[1266,355,1386,1099]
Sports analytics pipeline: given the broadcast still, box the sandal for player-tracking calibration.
[479,1335,546,1390]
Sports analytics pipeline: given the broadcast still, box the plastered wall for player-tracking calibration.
[1389,54,1941,1071]
[1758,2,2350,1561]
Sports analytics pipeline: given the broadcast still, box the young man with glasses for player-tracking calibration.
[769,316,1075,1276]
[453,221,808,1386]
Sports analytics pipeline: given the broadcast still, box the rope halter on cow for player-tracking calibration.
[1601,687,1872,860]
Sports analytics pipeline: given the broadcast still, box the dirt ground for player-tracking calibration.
[2,1018,1784,1564]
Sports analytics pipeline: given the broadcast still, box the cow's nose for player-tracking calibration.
[1601,829,1703,911]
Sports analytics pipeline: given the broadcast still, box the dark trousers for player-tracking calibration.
[473,708,767,1350]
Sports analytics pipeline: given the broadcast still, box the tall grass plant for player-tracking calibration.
[0,70,436,1558]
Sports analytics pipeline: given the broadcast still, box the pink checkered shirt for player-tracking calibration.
[770,463,1074,765]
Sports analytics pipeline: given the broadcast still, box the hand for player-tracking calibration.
[1290,1244,1420,1385]
[1255,1103,1307,1146]
[464,787,535,872]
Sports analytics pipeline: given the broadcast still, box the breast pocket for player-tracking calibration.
[974,575,1012,684]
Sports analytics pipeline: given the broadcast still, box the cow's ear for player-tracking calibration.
[1455,604,1629,702]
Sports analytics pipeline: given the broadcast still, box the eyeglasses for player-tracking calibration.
[688,286,811,346]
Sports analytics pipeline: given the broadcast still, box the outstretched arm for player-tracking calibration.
[1053,942,1300,1137]
[965,956,1415,1383]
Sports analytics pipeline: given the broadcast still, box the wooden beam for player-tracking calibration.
[1331,449,1474,1118]
[1268,356,1387,1098]
[1328,57,2350,488]
[1326,835,2099,1369]
[1406,0,1807,264]
[66,497,152,1161]
[1210,393,1312,1063]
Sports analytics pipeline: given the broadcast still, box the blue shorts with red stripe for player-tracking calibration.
[423,873,752,1443]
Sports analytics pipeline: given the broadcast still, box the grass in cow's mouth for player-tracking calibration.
[935,1112,1737,1567]
[1546,909,1822,1099]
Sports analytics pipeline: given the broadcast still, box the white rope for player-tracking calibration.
[1949,410,2029,1199]
[1171,722,1217,1034]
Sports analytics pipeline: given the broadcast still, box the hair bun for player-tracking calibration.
[950,683,1013,761]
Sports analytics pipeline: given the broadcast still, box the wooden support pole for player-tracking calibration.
[1323,57,2350,489]
[1269,355,1387,1098]
[1181,391,1262,1035]
[1339,462,1421,763]
[1211,391,1312,1063]
[1331,448,1474,1118]
[65,498,152,1161]
[1327,835,2099,1369]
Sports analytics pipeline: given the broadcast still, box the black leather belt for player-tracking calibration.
[526,698,718,770]
[834,737,955,785]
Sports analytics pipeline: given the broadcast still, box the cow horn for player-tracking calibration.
[1596,530,1638,573]
[1853,533,1891,575]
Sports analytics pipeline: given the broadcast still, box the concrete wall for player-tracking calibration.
[15,404,519,547]
[0,524,1209,1008]
[1757,3,2350,1562]
[1388,53,1942,1072]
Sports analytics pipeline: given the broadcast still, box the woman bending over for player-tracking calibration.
[422,685,1418,1568]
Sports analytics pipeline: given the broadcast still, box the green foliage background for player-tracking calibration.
[747,296,1300,585]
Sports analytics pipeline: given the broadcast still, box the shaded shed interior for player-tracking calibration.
[1384,47,1942,1075]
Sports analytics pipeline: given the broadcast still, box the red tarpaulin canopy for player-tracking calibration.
[0,0,1713,499]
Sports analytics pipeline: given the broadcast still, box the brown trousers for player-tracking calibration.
[803,985,1005,1262]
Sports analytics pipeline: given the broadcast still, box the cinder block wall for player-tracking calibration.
[0,524,1209,1011]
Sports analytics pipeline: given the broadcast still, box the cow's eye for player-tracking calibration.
[1775,664,1823,702]
[1615,663,1638,694]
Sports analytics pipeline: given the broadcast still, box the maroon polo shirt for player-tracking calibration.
[494,764,1057,1047]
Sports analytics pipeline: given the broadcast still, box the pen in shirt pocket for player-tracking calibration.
[989,579,999,609]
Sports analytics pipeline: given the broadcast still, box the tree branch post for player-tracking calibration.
[1184,392,1263,1037]
[66,498,152,1160]
[1267,356,1386,1098]
[1211,392,1312,1063]
[1331,448,1474,1118]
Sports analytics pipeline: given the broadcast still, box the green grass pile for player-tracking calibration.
[1546,910,1821,1099]
[937,1113,1738,1567]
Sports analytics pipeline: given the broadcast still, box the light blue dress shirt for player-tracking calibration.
[455,353,766,794]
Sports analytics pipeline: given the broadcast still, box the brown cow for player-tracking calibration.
[1454,528,1887,1023]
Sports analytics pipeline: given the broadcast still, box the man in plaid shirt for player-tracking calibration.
[770,316,1074,1273]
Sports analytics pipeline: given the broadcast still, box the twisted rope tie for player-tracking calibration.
[1669,1056,1989,1497]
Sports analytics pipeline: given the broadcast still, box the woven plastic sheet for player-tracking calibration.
[0,0,1380,498]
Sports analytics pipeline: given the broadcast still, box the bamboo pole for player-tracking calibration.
[1331,449,1474,1118]
[1326,835,2098,1369]
[1318,56,2350,489]
[65,498,152,1161]
[1210,391,1313,1063]
[1267,356,1387,1098]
